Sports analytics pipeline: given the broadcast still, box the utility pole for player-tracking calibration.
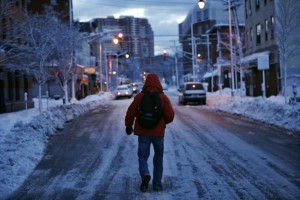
[228,0,235,96]
[69,0,76,102]
[191,11,197,81]
[171,40,180,88]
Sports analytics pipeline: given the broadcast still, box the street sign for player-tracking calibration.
[258,54,269,70]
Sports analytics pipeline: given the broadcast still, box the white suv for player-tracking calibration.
[178,82,206,105]
[115,85,133,100]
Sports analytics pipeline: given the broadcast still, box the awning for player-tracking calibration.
[240,51,270,64]
[203,69,218,79]
[84,67,96,74]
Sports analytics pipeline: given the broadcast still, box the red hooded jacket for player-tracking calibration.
[125,74,175,136]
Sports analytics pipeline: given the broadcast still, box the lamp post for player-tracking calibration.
[88,30,122,93]
[112,32,126,89]
[191,12,196,81]
[162,47,179,88]
[98,41,103,92]
[115,52,129,88]
[197,0,235,96]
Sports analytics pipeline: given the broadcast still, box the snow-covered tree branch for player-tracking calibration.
[50,23,84,104]
[5,7,83,110]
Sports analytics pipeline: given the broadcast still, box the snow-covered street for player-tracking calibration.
[0,88,299,199]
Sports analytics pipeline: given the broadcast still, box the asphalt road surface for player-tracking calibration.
[8,91,300,200]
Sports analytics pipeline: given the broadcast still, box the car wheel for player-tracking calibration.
[182,101,186,105]
[203,99,206,105]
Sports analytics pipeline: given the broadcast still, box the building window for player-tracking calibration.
[15,71,20,101]
[197,11,202,21]
[256,23,261,44]
[250,28,253,41]
[245,0,248,18]
[271,15,274,40]
[265,19,268,41]
[8,72,13,101]
[21,0,26,8]
[198,26,202,34]
[2,18,6,40]
[24,74,29,94]
[9,18,13,40]
[51,0,57,5]
[245,30,248,49]
[204,9,209,20]
[264,0,267,5]
[248,0,252,16]
[256,0,260,10]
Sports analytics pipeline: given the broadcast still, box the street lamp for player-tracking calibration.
[198,0,205,9]
[88,30,122,93]
[112,32,127,89]
[113,32,123,45]
[163,48,167,55]
[198,0,235,96]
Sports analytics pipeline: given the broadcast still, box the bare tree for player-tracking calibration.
[5,8,68,111]
[50,23,83,104]
[276,0,300,103]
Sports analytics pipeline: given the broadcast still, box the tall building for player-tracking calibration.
[93,16,154,59]
[243,0,300,97]
[88,16,154,82]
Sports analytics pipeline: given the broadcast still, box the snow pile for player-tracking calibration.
[207,88,300,133]
[0,93,112,199]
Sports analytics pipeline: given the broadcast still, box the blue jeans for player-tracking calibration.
[138,136,164,186]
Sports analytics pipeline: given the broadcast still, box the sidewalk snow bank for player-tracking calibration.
[207,89,300,133]
[0,93,112,199]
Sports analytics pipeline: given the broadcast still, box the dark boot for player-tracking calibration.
[140,175,151,192]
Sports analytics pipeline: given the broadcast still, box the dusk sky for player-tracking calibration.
[73,0,198,55]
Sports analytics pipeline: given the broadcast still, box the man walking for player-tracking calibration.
[125,73,175,192]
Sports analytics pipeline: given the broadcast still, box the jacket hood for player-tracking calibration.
[142,73,163,92]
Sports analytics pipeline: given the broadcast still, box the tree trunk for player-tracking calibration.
[64,80,69,105]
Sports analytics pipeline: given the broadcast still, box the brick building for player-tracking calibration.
[243,0,300,97]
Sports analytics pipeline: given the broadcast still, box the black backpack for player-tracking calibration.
[137,91,163,129]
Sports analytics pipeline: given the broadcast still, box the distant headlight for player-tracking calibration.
[117,92,121,95]
[125,91,128,94]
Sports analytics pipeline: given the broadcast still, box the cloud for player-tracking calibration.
[158,15,186,24]
[114,8,145,18]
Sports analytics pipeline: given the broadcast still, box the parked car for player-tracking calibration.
[131,82,141,93]
[115,85,133,99]
[178,82,206,105]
